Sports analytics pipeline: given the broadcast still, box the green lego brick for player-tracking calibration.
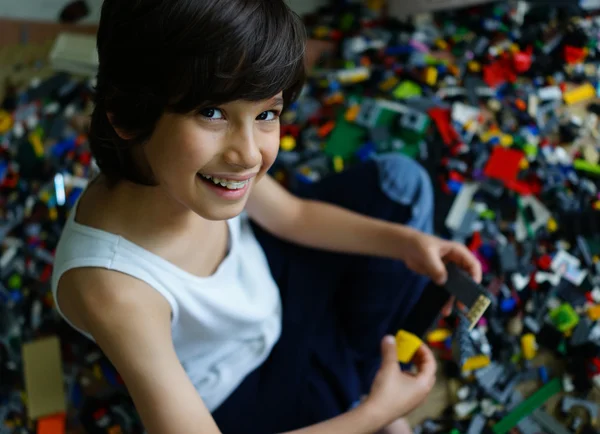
[325,112,365,159]
[392,81,422,100]
[550,304,579,332]
[574,159,600,175]
[492,378,562,434]
[375,108,397,128]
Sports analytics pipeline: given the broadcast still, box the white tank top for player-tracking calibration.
[51,196,282,412]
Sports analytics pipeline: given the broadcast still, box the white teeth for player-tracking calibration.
[200,174,249,190]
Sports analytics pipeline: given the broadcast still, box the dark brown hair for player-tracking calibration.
[90,0,307,185]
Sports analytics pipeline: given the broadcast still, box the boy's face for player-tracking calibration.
[142,94,284,221]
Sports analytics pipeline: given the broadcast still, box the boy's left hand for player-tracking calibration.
[400,231,482,286]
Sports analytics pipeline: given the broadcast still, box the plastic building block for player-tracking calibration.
[22,336,67,420]
[0,109,13,134]
[588,305,600,321]
[462,354,491,372]
[483,147,530,194]
[530,410,572,434]
[563,83,596,105]
[395,330,423,363]
[492,378,562,434]
[37,413,66,434]
[426,328,452,343]
[392,81,422,99]
[561,396,599,424]
[521,334,537,360]
[550,304,580,333]
[445,183,479,233]
[280,135,296,152]
[444,263,491,329]
[324,112,365,159]
[552,250,588,286]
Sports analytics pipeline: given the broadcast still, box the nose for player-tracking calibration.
[223,125,262,170]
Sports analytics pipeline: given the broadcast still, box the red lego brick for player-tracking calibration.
[484,146,525,184]
[428,107,462,147]
[564,45,587,64]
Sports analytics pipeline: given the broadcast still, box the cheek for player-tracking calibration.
[261,135,281,170]
[151,130,213,173]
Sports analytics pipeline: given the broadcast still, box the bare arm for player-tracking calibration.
[57,268,221,434]
[246,175,414,259]
[57,269,420,434]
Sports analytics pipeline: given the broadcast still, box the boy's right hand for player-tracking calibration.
[364,336,437,427]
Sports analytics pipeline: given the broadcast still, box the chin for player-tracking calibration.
[193,201,247,222]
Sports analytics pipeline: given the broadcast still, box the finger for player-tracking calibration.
[446,244,483,283]
[428,251,448,285]
[381,335,398,365]
[411,344,437,379]
[442,297,455,316]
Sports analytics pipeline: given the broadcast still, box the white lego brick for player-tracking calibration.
[454,401,478,419]
[538,86,563,101]
[552,250,588,286]
[446,183,479,232]
[591,287,600,303]
[512,273,531,292]
[563,375,575,393]
[452,103,480,126]
[457,386,470,401]
[535,272,561,287]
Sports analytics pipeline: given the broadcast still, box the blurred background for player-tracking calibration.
[0,0,599,433]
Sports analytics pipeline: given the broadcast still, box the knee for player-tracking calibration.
[373,153,434,232]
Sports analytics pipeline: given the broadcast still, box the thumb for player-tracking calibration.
[430,255,447,285]
[381,335,398,365]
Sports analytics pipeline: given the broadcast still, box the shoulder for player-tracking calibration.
[56,267,172,337]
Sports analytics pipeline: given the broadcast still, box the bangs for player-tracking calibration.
[165,0,307,113]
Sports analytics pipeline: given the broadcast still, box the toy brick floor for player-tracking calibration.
[2,17,600,434]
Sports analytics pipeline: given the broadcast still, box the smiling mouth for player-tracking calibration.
[198,174,250,190]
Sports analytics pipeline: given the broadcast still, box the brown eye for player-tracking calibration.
[256,110,280,121]
[199,108,223,119]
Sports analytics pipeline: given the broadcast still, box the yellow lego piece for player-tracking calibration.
[49,207,58,221]
[519,158,529,170]
[593,255,599,264]
[509,43,520,53]
[426,328,452,343]
[563,83,596,105]
[501,134,514,147]
[313,26,330,39]
[435,39,449,50]
[280,135,296,152]
[425,67,438,86]
[333,156,344,173]
[379,76,399,92]
[0,110,13,134]
[468,61,481,72]
[547,217,558,233]
[521,334,537,360]
[29,133,44,157]
[395,330,422,363]
[588,305,600,321]
[462,355,490,372]
[345,104,361,122]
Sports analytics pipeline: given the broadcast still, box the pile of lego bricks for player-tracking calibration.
[275,1,600,433]
[0,1,599,433]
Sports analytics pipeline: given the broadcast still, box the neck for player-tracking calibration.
[104,177,213,242]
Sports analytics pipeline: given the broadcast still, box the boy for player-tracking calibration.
[51,1,482,433]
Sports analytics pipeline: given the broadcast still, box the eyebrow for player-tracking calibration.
[269,96,284,106]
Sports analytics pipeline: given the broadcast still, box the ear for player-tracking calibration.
[107,112,137,140]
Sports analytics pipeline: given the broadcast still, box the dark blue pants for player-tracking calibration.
[212,154,434,434]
